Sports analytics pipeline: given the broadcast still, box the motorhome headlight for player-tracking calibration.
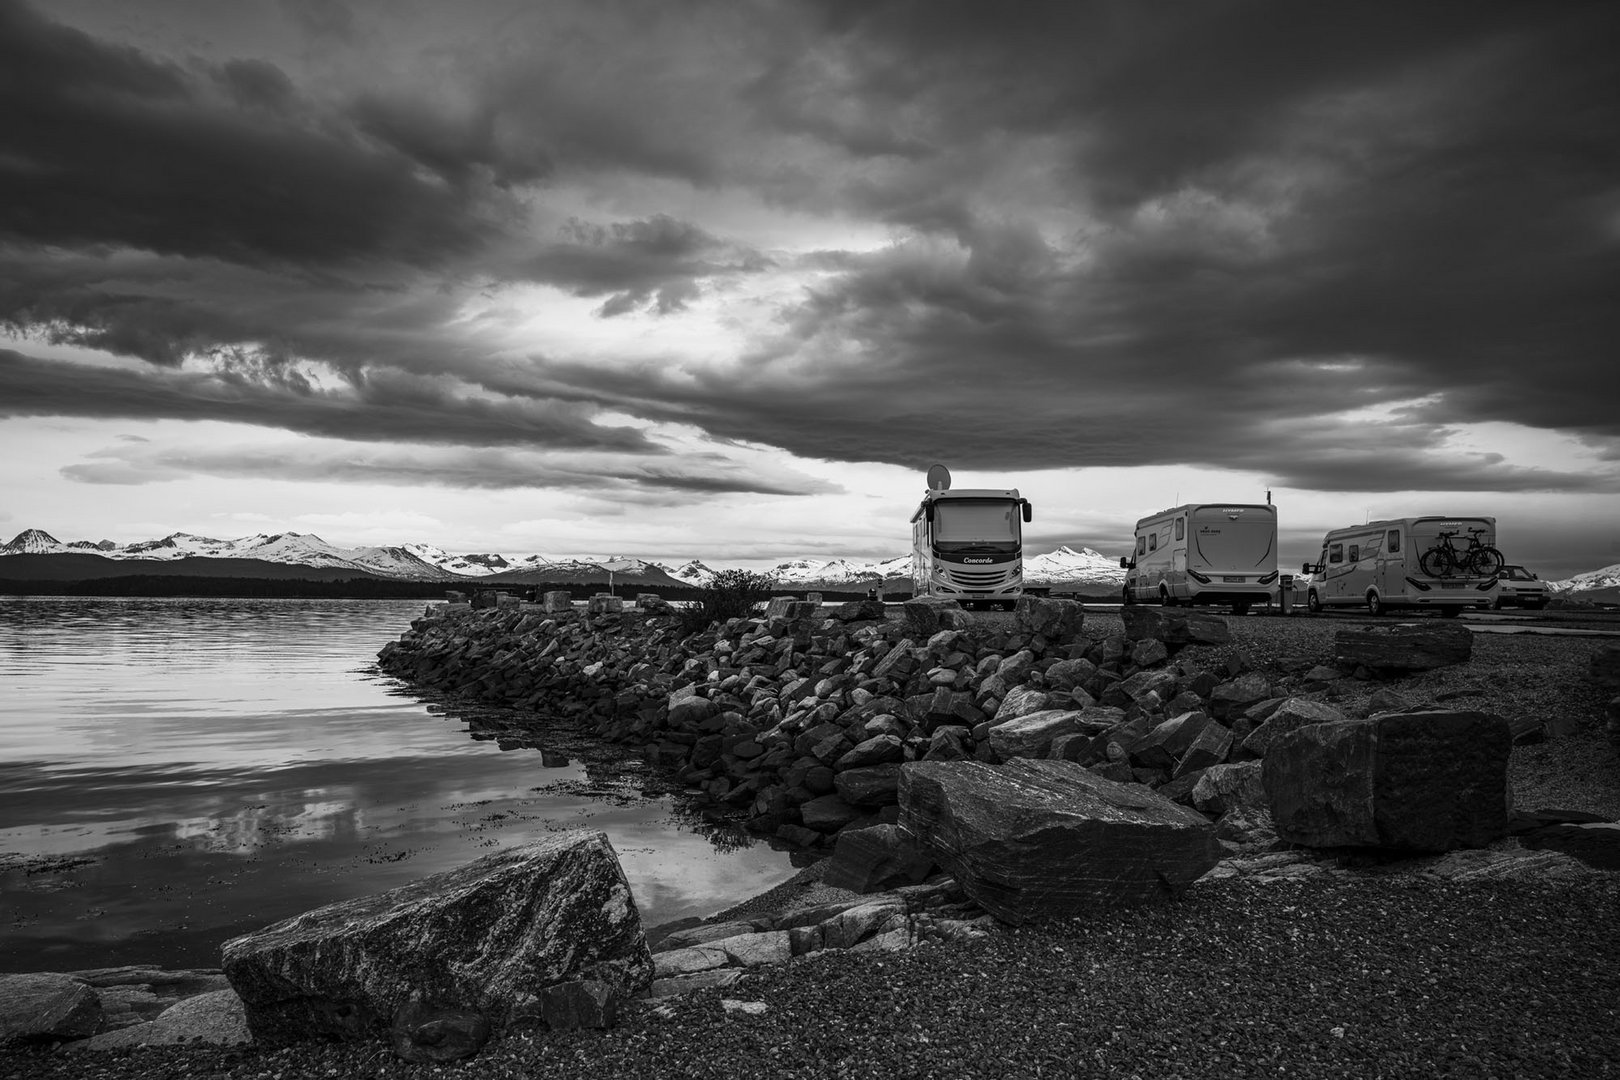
[1188,569,1211,584]
[1258,571,1278,585]
[1405,576,1432,592]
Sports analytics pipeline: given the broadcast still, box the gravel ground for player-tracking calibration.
[6,610,1616,1079]
[6,876,1616,1079]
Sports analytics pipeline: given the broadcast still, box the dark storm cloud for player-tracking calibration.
[59,433,831,497]
[511,1,1620,490]
[2,0,1617,503]
[0,0,503,269]
[517,215,769,317]
[0,349,654,453]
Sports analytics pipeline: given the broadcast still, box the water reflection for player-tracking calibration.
[0,598,797,972]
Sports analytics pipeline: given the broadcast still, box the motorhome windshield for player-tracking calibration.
[933,499,1020,550]
[1189,508,1276,569]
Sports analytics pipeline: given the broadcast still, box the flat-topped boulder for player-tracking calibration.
[1334,621,1472,672]
[222,831,652,1055]
[1120,607,1231,647]
[899,759,1220,925]
[1261,710,1511,851]
[1014,596,1084,641]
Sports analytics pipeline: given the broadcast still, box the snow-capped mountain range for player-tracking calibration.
[1,529,1131,589]
[6,528,1613,596]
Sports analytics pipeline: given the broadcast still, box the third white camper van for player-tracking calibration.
[1302,515,1499,617]
[1120,503,1279,614]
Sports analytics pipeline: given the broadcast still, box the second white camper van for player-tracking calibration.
[1119,503,1279,614]
[1302,516,1499,617]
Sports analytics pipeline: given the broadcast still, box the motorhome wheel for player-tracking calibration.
[1306,590,1322,614]
[1366,592,1384,616]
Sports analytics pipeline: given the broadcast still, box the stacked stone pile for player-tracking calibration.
[644,875,996,1000]
[377,597,1487,850]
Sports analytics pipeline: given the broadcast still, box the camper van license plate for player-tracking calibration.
[1222,576,1244,582]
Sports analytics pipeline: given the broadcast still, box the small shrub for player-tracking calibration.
[677,569,777,635]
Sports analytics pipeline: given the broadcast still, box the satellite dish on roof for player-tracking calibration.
[926,464,952,491]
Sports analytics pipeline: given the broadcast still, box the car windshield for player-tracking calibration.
[1502,566,1534,581]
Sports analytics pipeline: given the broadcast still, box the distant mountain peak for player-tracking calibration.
[2,528,64,554]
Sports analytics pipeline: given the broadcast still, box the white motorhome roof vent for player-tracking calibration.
[926,463,952,491]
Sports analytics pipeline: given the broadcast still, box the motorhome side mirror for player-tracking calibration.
[1301,562,1317,574]
[1022,501,1032,523]
[1119,556,1133,569]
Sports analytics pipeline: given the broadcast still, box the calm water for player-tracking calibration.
[0,597,796,972]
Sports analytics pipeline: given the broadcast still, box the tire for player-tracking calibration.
[1529,598,1549,611]
[1122,585,1135,606]
[1492,596,1506,610]
[1160,589,1176,607]
[1232,602,1250,616]
[1367,592,1384,616]
[1306,590,1322,614]
[1439,606,1460,618]
[1419,547,1453,578]
[1470,546,1505,576]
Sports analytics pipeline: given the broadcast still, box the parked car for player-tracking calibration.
[1489,564,1550,610]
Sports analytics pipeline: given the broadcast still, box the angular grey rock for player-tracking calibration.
[836,733,905,769]
[834,763,903,807]
[823,824,937,893]
[1119,669,1180,705]
[800,793,865,831]
[1044,657,1098,691]
[1191,761,1266,817]
[988,708,1103,761]
[1014,597,1084,641]
[221,831,652,1047]
[536,980,618,1031]
[1208,672,1270,720]
[903,598,972,635]
[71,989,250,1052]
[1241,698,1349,757]
[1172,720,1232,779]
[899,759,1221,925]
[0,973,101,1045]
[1334,621,1472,672]
[992,686,1051,722]
[831,599,889,623]
[1131,711,1211,770]
[1120,606,1230,646]
[1261,711,1511,851]
[542,590,572,613]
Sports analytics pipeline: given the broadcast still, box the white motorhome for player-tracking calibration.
[1119,503,1279,614]
[1302,515,1499,617]
[910,465,1033,610]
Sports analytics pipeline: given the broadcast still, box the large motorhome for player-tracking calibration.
[911,465,1032,610]
[1119,503,1279,614]
[1302,515,1499,617]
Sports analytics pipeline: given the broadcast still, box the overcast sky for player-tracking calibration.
[2,0,1617,578]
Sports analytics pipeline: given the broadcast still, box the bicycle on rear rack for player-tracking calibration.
[1418,527,1505,578]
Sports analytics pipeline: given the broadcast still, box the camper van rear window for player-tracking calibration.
[1387,530,1401,553]
[1175,519,1185,540]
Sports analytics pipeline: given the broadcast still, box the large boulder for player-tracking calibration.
[222,831,652,1052]
[1014,597,1084,641]
[899,759,1220,925]
[1261,711,1511,851]
[0,973,102,1046]
[1333,622,1472,672]
[1120,607,1231,647]
[1191,761,1266,817]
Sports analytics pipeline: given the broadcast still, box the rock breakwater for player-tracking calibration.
[374,597,1360,846]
